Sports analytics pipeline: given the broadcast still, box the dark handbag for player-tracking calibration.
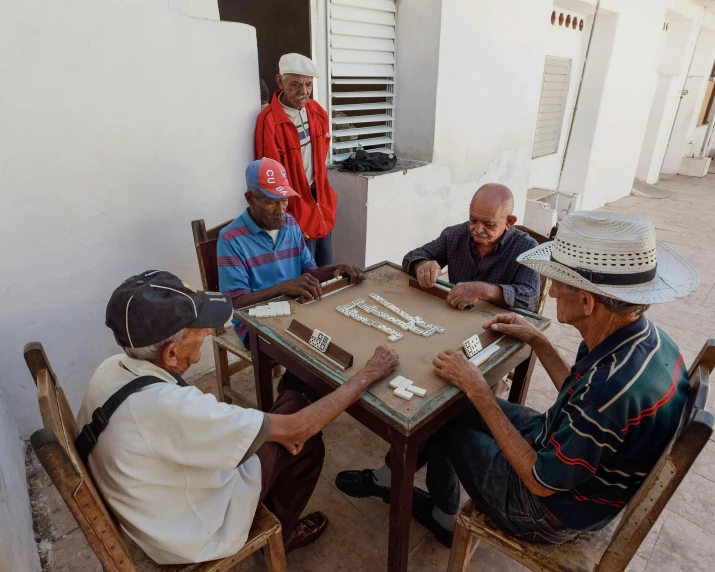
[339,149,397,172]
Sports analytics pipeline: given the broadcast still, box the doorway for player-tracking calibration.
[218,0,312,96]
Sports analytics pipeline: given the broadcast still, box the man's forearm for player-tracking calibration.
[465,387,553,497]
[474,282,506,306]
[232,285,284,309]
[268,368,377,445]
[530,334,571,391]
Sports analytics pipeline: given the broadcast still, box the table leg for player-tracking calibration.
[249,331,274,411]
[388,433,418,572]
[507,351,537,405]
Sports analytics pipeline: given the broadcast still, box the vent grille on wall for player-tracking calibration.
[328,0,396,162]
[533,56,572,158]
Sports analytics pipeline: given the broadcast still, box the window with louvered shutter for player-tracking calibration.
[328,0,396,163]
[532,56,572,158]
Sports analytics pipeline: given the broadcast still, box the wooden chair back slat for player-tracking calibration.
[514,225,551,315]
[26,343,135,572]
[596,344,715,571]
[191,218,233,293]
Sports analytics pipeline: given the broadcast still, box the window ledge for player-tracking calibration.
[328,158,430,178]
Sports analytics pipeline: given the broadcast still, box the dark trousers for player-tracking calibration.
[386,398,576,544]
[305,232,333,267]
[257,390,325,538]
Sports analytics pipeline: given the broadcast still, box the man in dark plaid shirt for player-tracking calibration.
[403,184,541,312]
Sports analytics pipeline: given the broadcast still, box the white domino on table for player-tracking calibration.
[389,375,413,390]
[394,386,414,401]
[249,301,291,318]
[462,334,483,359]
[409,385,427,397]
[308,329,331,353]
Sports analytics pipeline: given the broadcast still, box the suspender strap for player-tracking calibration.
[75,375,168,465]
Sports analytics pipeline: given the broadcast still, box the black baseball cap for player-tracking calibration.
[106,270,232,348]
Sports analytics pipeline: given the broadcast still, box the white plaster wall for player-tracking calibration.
[393,0,443,162]
[528,8,591,191]
[663,75,710,170]
[0,0,258,436]
[0,389,41,572]
[578,0,668,209]
[431,0,553,223]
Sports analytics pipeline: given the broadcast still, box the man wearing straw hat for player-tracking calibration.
[350,211,699,547]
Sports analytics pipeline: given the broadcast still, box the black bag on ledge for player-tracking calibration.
[339,149,397,173]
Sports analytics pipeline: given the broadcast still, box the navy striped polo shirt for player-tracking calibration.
[524,315,689,531]
[217,209,317,342]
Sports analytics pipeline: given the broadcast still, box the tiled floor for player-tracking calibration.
[28,173,715,571]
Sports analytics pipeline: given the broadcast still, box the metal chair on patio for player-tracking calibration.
[25,341,287,572]
[447,339,715,572]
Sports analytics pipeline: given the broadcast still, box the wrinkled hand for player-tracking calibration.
[281,273,323,300]
[433,349,490,395]
[483,313,541,344]
[415,260,441,288]
[333,264,365,285]
[446,282,484,310]
[364,345,400,384]
[281,441,304,456]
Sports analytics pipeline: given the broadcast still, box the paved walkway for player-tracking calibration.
[28,173,715,571]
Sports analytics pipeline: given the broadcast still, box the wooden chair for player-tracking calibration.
[515,225,552,315]
[447,339,715,572]
[25,342,286,572]
[192,218,253,405]
[505,226,552,405]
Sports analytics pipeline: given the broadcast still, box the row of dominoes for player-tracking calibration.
[367,293,444,337]
[389,375,427,400]
[320,277,344,287]
[357,302,413,331]
[249,301,291,318]
[336,302,404,342]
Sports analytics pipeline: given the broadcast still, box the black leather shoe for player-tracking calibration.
[411,488,455,548]
[335,469,391,503]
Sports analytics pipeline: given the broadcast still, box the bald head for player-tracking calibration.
[468,183,517,250]
[471,184,514,216]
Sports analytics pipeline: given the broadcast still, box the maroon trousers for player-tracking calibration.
[256,390,325,538]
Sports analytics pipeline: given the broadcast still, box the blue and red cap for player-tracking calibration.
[245,158,300,200]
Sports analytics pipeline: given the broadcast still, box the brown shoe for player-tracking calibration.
[283,512,329,554]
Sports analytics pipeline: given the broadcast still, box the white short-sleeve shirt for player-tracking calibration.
[76,355,265,564]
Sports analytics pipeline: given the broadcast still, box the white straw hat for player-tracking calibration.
[517,211,698,304]
[279,53,320,77]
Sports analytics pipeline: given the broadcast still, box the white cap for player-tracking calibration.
[279,53,320,77]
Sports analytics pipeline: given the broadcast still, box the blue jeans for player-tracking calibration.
[305,232,333,267]
[423,398,577,544]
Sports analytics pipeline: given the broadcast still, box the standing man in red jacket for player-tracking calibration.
[255,53,336,266]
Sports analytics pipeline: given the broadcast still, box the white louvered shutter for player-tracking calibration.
[328,0,396,162]
[532,56,572,158]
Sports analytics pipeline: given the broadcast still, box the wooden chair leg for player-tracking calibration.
[213,340,230,404]
[447,523,476,572]
[264,530,287,572]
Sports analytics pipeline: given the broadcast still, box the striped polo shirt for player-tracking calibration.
[217,209,317,342]
[523,315,688,531]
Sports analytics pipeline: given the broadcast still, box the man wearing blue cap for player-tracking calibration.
[218,157,363,347]
[76,269,399,564]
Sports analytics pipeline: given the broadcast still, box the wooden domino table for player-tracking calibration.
[237,262,550,572]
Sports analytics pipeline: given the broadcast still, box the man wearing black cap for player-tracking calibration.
[77,270,399,565]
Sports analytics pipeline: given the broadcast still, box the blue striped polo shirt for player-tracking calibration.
[522,315,688,531]
[217,209,317,342]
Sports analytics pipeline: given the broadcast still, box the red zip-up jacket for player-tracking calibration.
[255,91,336,239]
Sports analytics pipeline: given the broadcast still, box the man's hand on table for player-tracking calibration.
[483,313,542,345]
[414,260,442,288]
[280,274,323,301]
[445,281,490,310]
[433,349,491,398]
[332,264,365,285]
[359,345,400,388]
